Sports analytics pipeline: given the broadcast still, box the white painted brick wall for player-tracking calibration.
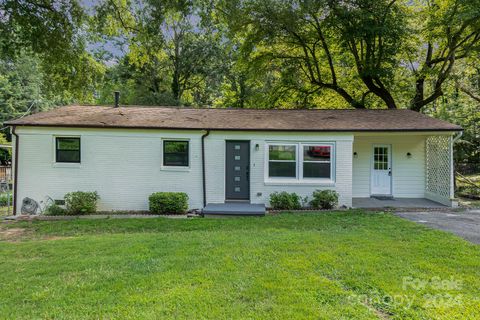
[15,127,204,213]
[205,131,353,207]
[14,127,356,213]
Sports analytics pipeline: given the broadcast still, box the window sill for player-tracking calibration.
[160,166,191,172]
[264,179,335,186]
[52,162,81,168]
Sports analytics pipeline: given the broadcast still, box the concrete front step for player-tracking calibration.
[202,203,266,216]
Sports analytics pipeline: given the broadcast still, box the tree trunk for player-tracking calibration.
[321,83,365,109]
[361,76,397,109]
[171,71,180,102]
[410,78,425,112]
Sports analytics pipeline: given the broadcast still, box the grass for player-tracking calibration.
[0,211,479,319]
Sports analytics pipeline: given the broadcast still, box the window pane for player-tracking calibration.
[164,141,188,166]
[57,150,80,163]
[57,138,79,150]
[164,153,188,166]
[303,145,331,161]
[303,162,331,178]
[164,141,188,153]
[269,145,296,161]
[269,162,296,177]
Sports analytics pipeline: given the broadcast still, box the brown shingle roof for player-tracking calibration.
[5,105,462,132]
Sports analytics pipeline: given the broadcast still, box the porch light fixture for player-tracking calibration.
[353,152,358,158]
[255,143,260,151]
[406,152,412,158]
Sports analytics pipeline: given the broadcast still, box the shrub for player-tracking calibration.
[64,191,100,215]
[269,191,302,210]
[44,203,67,216]
[149,192,188,214]
[310,190,339,209]
[0,193,12,206]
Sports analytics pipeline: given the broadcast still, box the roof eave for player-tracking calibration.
[7,123,463,132]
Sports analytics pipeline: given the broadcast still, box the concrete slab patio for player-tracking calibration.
[394,209,480,244]
[353,197,446,209]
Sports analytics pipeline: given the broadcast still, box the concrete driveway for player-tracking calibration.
[394,209,480,244]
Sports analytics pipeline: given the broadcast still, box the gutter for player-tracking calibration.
[11,126,18,215]
[201,129,210,208]
[4,123,463,133]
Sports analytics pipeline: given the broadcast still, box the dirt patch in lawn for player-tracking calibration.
[0,226,70,242]
[0,227,29,241]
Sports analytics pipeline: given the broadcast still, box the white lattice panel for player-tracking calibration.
[425,136,451,200]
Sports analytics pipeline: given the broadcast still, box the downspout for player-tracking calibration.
[11,126,19,215]
[201,129,210,208]
[452,131,463,143]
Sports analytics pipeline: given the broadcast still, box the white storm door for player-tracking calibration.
[371,145,392,195]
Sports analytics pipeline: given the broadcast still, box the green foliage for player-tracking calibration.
[0,1,103,106]
[0,0,478,165]
[0,134,11,164]
[0,1,85,62]
[44,204,68,216]
[149,192,189,215]
[310,190,339,210]
[95,0,225,107]
[64,191,100,215]
[0,54,54,125]
[269,191,302,210]
[0,193,12,207]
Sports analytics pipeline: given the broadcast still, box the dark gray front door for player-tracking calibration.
[225,141,250,200]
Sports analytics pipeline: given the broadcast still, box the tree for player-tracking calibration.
[0,0,85,62]
[219,0,480,111]
[95,0,225,106]
[426,56,480,165]
[0,54,53,125]
[408,0,480,111]
[0,1,105,106]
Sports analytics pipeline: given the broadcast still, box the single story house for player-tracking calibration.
[6,105,462,215]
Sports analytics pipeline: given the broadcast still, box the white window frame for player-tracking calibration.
[265,142,335,185]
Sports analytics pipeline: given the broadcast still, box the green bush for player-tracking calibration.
[44,203,67,216]
[149,192,188,214]
[64,191,100,215]
[310,190,339,209]
[269,191,302,210]
[0,193,12,206]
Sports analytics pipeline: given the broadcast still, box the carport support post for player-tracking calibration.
[451,132,463,205]
[449,136,455,200]
[450,136,454,200]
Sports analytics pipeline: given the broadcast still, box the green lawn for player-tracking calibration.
[0,211,479,319]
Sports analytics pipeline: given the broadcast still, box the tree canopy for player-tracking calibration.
[0,0,479,161]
